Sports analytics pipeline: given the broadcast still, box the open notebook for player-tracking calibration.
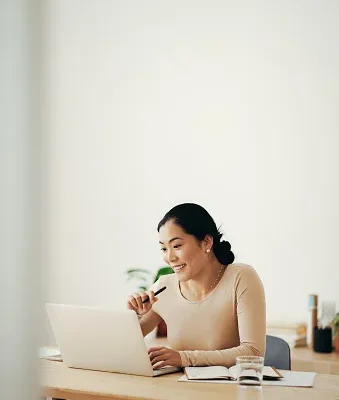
[185,365,283,381]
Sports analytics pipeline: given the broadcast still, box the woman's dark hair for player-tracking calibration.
[157,203,235,266]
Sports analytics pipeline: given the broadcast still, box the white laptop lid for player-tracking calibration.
[46,303,156,376]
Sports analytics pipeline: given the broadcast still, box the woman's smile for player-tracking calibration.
[171,263,187,272]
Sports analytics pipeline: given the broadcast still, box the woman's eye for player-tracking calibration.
[174,244,182,249]
[160,248,167,252]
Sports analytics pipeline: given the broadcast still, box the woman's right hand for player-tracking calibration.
[127,290,158,317]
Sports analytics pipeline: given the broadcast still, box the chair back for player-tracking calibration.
[264,335,291,370]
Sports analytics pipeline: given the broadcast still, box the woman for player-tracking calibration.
[127,203,266,369]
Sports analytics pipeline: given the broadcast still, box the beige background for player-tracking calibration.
[42,0,339,343]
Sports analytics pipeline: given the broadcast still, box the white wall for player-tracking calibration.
[43,0,339,343]
[1,0,42,398]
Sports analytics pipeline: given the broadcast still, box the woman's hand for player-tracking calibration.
[148,346,182,369]
[127,290,157,316]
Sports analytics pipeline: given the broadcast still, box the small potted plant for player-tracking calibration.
[332,313,339,353]
[125,266,173,336]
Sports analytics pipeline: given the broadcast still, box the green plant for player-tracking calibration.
[125,266,174,291]
[332,313,339,335]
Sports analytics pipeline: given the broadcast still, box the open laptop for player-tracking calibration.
[45,303,180,377]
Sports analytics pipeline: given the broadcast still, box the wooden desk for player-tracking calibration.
[291,347,339,375]
[41,359,339,400]
[151,336,339,375]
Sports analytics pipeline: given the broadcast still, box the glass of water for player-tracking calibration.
[236,356,264,386]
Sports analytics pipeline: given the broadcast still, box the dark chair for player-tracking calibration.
[264,335,291,370]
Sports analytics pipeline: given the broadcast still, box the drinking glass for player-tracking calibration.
[236,356,264,386]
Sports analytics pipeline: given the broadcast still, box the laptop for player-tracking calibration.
[45,303,180,377]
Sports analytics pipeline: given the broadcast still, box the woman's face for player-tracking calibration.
[158,220,209,281]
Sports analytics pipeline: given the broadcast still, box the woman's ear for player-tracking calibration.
[202,235,213,252]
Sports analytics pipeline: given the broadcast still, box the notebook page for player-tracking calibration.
[185,366,231,379]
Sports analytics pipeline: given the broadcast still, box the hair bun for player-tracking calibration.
[216,232,223,242]
[213,240,234,265]
[219,240,231,251]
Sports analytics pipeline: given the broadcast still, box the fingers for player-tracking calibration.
[149,347,182,370]
[148,347,181,370]
[127,291,157,315]
[148,346,164,353]
[127,293,144,313]
[150,355,167,366]
[127,295,138,310]
[147,290,157,304]
[148,347,169,368]
[153,360,169,370]
[135,292,146,309]
[142,290,158,305]
[148,348,166,364]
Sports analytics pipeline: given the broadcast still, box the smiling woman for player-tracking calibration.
[126,203,266,370]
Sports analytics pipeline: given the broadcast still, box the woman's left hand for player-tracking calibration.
[148,346,182,369]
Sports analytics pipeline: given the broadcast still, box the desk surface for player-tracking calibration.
[291,346,339,375]
[41,359,339,400]
[151,337,339,375]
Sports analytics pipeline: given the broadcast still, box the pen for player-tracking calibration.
[142,286,167,303]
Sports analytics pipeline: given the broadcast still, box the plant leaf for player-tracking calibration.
[126,268,152,275]
[153,266,174,283]
[126,274,149,282]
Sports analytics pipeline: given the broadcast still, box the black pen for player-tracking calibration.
[142,286,167,303]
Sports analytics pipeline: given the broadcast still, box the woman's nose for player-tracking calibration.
[167,248,178,263]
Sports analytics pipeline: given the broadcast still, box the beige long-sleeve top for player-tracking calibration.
[149,263,266,367]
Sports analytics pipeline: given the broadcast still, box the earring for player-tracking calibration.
[206,249,211,254]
